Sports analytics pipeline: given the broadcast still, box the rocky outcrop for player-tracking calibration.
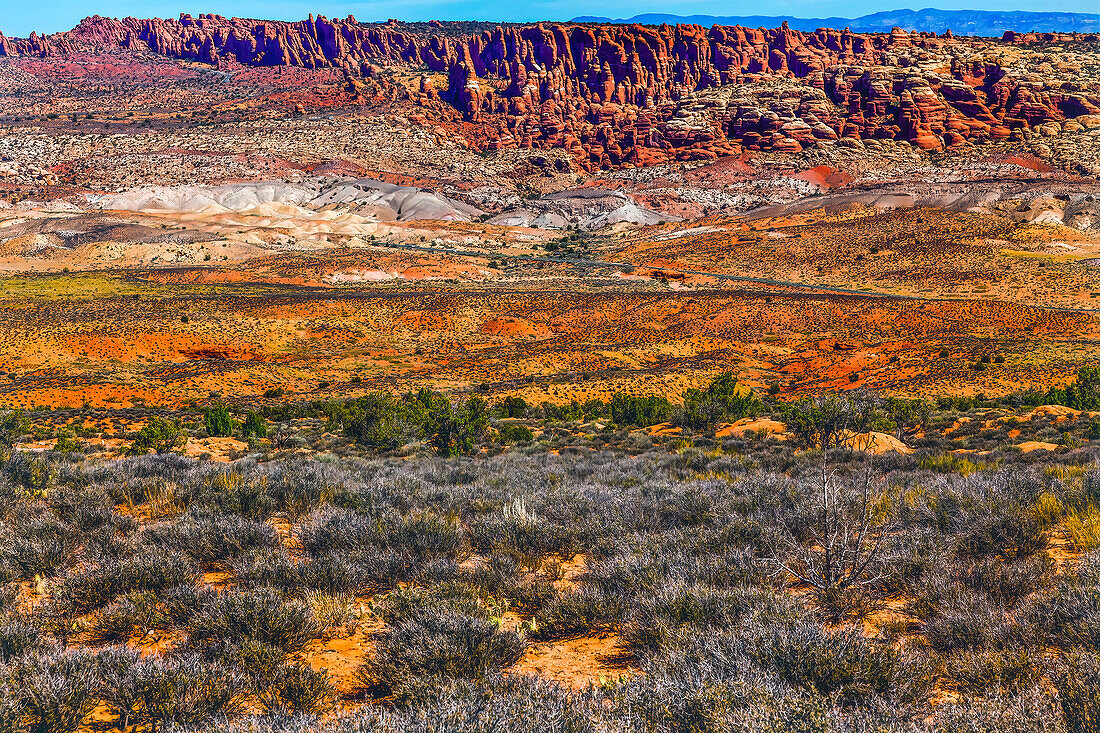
[4,15,1100,169]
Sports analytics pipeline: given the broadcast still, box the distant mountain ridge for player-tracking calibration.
[571,8,1100,36]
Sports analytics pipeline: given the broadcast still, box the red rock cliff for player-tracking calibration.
[5,15,1099,169]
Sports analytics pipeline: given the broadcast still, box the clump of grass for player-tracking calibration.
[304,590,365,630]
[920,453,979,475]
[1032,491,1065,529]
[1065,505,1100,552]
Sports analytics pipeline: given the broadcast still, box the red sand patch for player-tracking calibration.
[511,634,634,688]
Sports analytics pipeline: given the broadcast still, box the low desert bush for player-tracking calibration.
[946,648,1045,694]
[1022,554,1100,650]
[0,514,80,579]
[747,622,930,705]
[359,609,525,700]
[96,650,246,731]
[297,508,465,562]
[619,585,776,655]
[147,510,279,569]
[0,621,44,662]
[1053,652,1100,733]
[50,551,199,616]
[257,663,336,715]
[530,586,621,641]
[1,648,100,733]
[185,589,319,656]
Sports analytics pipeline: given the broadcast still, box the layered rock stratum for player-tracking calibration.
[2,15,1100,170]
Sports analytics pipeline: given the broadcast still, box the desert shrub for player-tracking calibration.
[530,586,621,641]
[187,469,272,518]
[297,508,465,562]
[370,583,493,627]
[0,621,45,662]
[922,594,1008,653]
[50,551,199,615]
[84,591,165,644]
[954,507,1046,560]
[130,417,187,455]
[360,609,525,700]
[46,485,120,532]
[496,396,529,419]
[147,510,279,569]
[204,639,288,683]
[203,404,237,438]
[1022,554,1100,650]
[233,548,417,595]
[498,424,534,445]
[920,452,980,475]
[194,674,596,733]
[929,687,1063,733]
[257,663,336,715]
[0,409,29,461]
[609,393,671,428]
[185,589,319,655]
[678,372,760,432]
[158,585,216,628]
[1053,652,1100,733]
[52,432,81,455]
[266,478,327,520]
[970,554,1051,607]
[1087,420,1100,442]
[0,515,79,579]
[585,545,760,598]
[945,648,1044,694]
[465,554,556,614]
[747,622,927,705]
[342,393,408,452]
[3,648,99,733]
[1033,365,1100,411]
[97,651,245,731]
[240,412,267,440]
[95,646,144,732]
[467,507,576,570]
[426,397,491,457]
[619,585,776,655]
[780,393,885,449]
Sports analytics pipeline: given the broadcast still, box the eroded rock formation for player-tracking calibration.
[4,15,1099,169]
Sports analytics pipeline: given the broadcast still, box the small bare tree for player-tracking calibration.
[771,457,892,620]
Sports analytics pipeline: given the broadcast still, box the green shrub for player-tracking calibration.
[499,424,534,445]
[203,404,236,438]
[427,397,490,457]
[609,392,671,428]
[240,411,267,440]
[130,417,187,455]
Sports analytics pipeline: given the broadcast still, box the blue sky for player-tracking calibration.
[5,0,1098,37]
